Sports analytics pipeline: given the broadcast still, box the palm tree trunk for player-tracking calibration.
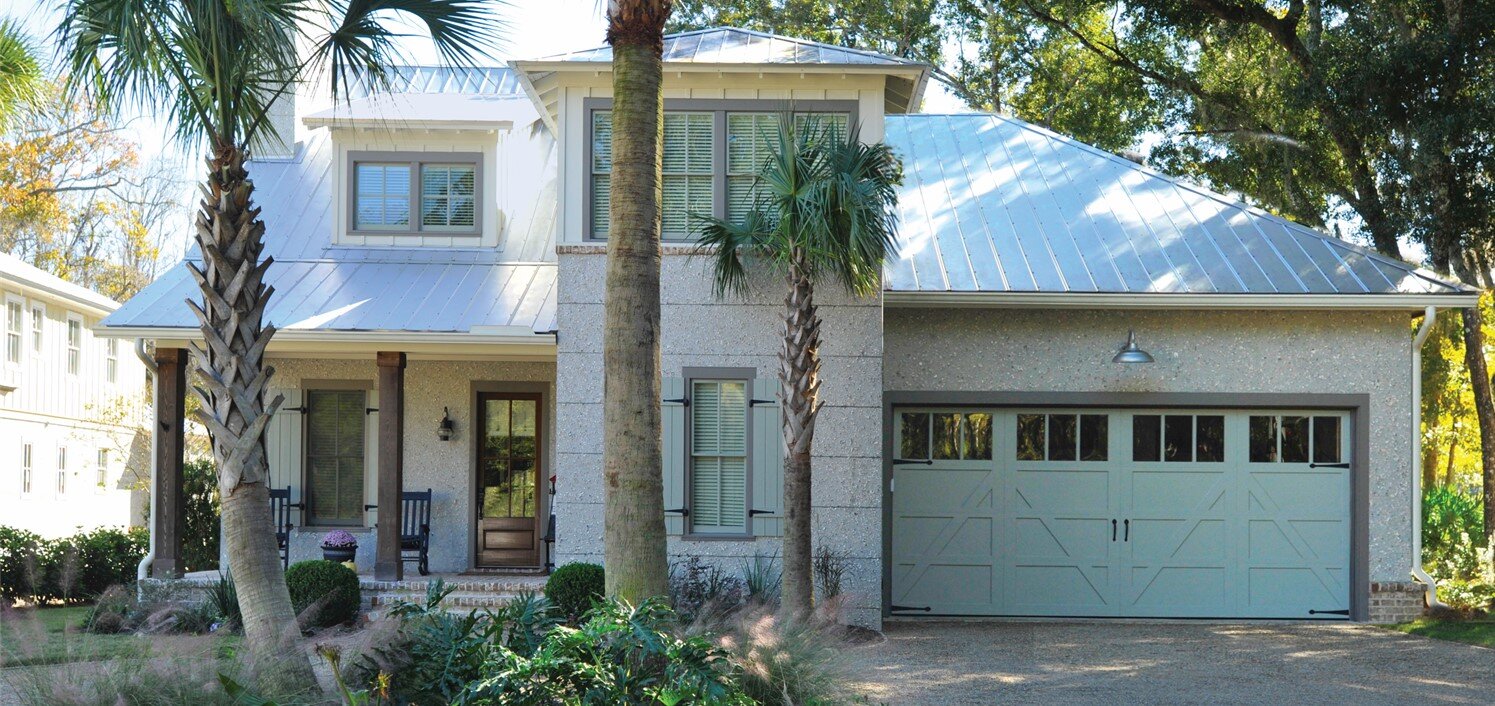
[780,259,822,617]
[601,0,671,604]
[186,144,309,680]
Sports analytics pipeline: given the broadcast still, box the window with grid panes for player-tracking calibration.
[690,379,749,534]
[590,111,715,239]
[726,112,848,225]
[5,299,20,364]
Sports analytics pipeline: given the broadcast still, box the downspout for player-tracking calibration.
[1411,306,1446,609]
[135,339,158,597]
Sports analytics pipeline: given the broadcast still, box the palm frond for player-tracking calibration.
[0,20,43,128]
[312,0,505,100]
[694,209,772,299]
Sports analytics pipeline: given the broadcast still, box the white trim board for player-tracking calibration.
[883,291,1480,310]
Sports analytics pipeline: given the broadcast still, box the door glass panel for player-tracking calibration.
[1250,416,1278,462]
[1132,415,1161,462]
[963,413,993,460]
[1313,416,1341,464]
[1016,414,1045,461]
[1079,415,1107,461]
[932,413,962,460]
[1163,415,1192,462]
[1196,416,1225,462]
[481,397,538,519]
[899,412,929,459]
[1281,416,1310,463]
[1047,414,1077,461]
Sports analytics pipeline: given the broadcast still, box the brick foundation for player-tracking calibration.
[1368,581,1426,623]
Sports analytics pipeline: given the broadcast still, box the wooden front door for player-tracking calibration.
[476,392,541,568]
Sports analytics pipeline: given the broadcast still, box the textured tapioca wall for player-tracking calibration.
[554,247,886,628]
[883,307,1415,585]
[263,357,555,574]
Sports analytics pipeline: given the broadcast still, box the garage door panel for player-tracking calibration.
[892,562,995,611]
[1008,563,1115,615]
[1130,518,1227,561]
[1247,567,1345,616]
[1129,566,1228,610]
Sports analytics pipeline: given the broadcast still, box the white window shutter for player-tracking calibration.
[266,387,303,494]
[364,387,378,528]
[750,377,783,536]
[662,376,686,534]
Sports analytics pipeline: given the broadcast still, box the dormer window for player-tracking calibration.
[348,152,481,237]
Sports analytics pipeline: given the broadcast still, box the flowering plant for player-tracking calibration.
[321,530,359,549]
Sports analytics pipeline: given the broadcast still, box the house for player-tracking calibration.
[100,28,1476,627]
[1,251,149,538]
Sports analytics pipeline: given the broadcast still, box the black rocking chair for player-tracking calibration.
[366,489,433,576]
[268,486,302,570]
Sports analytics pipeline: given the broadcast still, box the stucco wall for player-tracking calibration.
[882,307,1415,584]
[264,357,556,574]
[554,247,885,627]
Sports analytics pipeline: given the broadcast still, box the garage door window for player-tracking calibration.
[899,412,992,461]
[1132,414,1223,462]
[1016,413,1107,462]
[1250,415,1341,463]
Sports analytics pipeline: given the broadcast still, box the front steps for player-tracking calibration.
[360,575,549,616]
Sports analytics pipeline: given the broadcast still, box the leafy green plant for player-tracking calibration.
[671,558,745,622]
[544,562,605,621]
[459,598,750,706]
[182,459,222,573]
[207,572,241,633]
[0,526,146,605]
[741,552,781,606]
[1424,487,1486,581]
[285,560,360,629]
[0,526,45,605]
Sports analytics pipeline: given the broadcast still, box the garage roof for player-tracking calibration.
[884,114,1473,305]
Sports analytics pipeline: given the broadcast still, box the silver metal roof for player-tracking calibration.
[537,27,920,66]
[107,260,556,335]
[344,66,522,98]
[884,113,1468,297]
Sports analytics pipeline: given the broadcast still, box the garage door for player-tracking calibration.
[890,408,1352,619]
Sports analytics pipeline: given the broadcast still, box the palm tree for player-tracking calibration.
[600,0,673,604]
[56,0,499,664]
[0,20,42,128]
[697,117,901,617]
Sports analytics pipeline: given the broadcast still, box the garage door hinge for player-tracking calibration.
[890,604,931,613]
[889,478,894,493]
[1308,609,1349,616]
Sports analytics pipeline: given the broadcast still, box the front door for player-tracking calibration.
[476,393,541,568]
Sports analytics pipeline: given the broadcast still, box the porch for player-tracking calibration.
[180,571,549,614]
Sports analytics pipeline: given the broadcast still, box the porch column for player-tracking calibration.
[374,352,406,580]
[152,347,187,579]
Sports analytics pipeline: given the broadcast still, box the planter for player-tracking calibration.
[322,547,356,563]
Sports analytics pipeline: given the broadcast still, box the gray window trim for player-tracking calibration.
[346,150,483,238]
[881,390,1372,622]
[302,381,373,528]
[583,98,861,242]
[682,366,757,539]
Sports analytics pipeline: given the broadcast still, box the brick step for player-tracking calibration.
[365,591,529,609]
[358,577,548,594]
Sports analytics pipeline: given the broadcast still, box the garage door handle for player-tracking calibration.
[1309,462,1350,469]
[1124,519,1129,541]
[1112,519,1117,541]
[893,459,934,466]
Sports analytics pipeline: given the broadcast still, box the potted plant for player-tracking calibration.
[320,530,358,564]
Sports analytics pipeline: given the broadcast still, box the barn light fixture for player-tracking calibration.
[1112,330,1155,364]
[437,407,455,441]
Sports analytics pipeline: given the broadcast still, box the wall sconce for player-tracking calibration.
[437,407,455,441]
[1112,329,1155,364]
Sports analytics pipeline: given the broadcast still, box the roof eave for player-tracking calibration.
[94,326,559,358]
[303,117,514,132]
[883,290,1481,310]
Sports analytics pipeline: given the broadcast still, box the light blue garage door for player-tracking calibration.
[890,409,1352,619]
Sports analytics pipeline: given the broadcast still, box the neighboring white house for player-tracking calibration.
[101,28,1476,628]
[0,251,149,538]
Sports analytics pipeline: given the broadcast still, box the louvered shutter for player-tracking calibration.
[690,380,748,534]
[591,111,612,237]
[265,387,303,493]
[750,377,783,536]
[662,376,686,534]
[363,387,378,528]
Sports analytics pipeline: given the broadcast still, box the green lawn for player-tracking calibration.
[0,605,147,667]
[1388,619,1495,648]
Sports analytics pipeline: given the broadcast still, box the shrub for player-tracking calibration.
[813,546,850,602]
[741,553,781,606]
[182,458,221,573]
[207,572,241,633]
[544,562,604,621]
[285,560,361,628]
[0,526,145,605]
[460,599,750,706]
[0,526,45,605]
[671,557,745,622]
[1424,487,1486,580]
[711,605,859,706]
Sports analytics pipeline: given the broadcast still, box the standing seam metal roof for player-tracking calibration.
[883,113,1466,296]
[537,27,922,66]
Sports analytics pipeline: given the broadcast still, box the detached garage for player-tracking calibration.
[878,113,1479,622]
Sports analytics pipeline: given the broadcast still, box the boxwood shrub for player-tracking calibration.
[545,562,605,621]
[286,559,361,628]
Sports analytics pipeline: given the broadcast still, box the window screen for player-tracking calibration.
[306,390,367,526]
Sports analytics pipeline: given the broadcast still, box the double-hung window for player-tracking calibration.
[105,338,118,383]
[31,305,43,353]
[351,154,479,236]
[66,315,82,375]
[56,446,67,495]
[588,102,854,240]
[305,389,367,526]
[21,443,32,494]
[5,297,21,365]
[96,449,109,489]
[689,377,750,535]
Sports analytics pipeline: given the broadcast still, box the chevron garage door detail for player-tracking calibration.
[890,409,1351,619]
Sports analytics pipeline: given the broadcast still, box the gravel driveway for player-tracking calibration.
[850,621,1495,705]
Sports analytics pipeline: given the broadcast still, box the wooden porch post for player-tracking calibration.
[374,352,406,581]
[152,347,187,579]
